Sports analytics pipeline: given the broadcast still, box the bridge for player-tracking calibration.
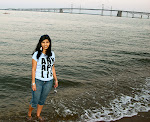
[2,8,150,19]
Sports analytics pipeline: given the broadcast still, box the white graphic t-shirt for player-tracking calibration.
[32,51,55,81]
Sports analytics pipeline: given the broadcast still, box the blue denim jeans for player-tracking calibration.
[30,78,53,108]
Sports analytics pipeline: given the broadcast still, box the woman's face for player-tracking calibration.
[41,39,50,50]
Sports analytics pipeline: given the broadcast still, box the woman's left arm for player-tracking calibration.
[52,65,58,88]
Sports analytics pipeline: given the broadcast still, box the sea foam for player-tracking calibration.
[80,77,150,121]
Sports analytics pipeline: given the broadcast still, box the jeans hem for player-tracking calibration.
[30,104,37,108]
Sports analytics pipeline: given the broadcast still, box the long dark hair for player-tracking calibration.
[32,34,52,59]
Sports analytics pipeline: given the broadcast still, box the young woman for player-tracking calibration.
[27,35,58,121]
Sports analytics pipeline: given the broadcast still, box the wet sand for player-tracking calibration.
[0,111,149,122]
[116,110,150,122]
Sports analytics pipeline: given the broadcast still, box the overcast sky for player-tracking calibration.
[0,0,150,12]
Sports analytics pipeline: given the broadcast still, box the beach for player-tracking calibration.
[117,111,150,122]
[0,110,150,121]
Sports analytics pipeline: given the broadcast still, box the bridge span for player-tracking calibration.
[2,8,150,19]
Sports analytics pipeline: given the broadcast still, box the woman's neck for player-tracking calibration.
[42,49,46,54]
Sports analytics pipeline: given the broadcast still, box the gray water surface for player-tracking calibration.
[0,10,150,121]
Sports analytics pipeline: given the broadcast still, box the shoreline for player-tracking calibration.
[116,110,150,122]
[0,110,150,121]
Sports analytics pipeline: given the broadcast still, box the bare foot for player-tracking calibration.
[28,111,32,117]
[37,116,44,122]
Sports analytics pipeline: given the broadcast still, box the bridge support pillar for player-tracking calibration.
[117,11,122,17]
[126,12,128,17]
[59,9,63,13]
[132,12,134,18]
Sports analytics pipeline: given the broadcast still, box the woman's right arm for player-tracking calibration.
[32,59,37,91]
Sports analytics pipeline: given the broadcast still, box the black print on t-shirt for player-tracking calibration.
[41,58,53,78]
[51,58,54,62]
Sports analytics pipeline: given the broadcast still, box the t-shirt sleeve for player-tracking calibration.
[52,51,55,63]
[32,51,38,62]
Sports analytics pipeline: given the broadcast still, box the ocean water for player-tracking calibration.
[0,10,150,121]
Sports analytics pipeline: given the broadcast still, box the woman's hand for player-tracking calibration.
[54,81,58,88]
[32,84,36,91]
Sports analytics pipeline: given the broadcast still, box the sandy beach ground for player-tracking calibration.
[0,111,149,121]
[116,110,150,122]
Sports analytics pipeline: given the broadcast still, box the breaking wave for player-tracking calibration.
[80,77,150,121]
